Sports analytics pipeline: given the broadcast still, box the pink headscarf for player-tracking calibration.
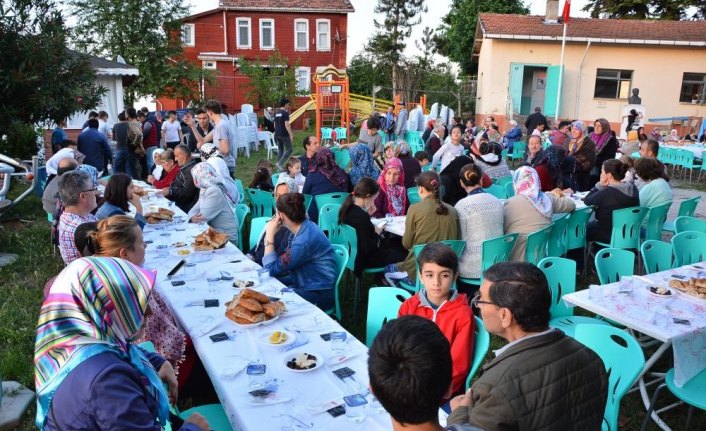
[378,157,406,216]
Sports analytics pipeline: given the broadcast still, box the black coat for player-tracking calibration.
[525,112,547,134]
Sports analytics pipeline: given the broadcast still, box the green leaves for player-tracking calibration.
[582,0,703,20]
[238,50,299,109]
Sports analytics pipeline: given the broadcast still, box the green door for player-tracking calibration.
[544,65,563,117]
[509,63,524,115]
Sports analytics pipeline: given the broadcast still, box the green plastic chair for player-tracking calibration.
[465,316,490,389]
[509,142,526,166]
[365,287,412,347]
[641,367,706,431]
[234,179,245,203]
[672,231,706,266]
[330,147,351,170]
[179,404,232,431]
[402,240,467,292]
[482,184,507,199]
[504,182,515,198]
[547,214,570,257]
[643,202,671,241]
[573,324,645,431]
[235,203,250,250]
[595,206,648,250]
[320,127,333,144]
[524,224,552,265]
[494,176,513,187]
[459,233,518,286]
[641,240,673,274]
[678,150,698,182]
[407,187,421,205]
[566,207,594,251]
[314,192,349,211]
[595,248,635,285]
[318,203,342,239]
[246,188,275,218]
[326,244,349,321]
[271,173,280,185]
[248,217,269,251]
[334,127,348,144]
[303,193,313,212]
[674,215,706,234]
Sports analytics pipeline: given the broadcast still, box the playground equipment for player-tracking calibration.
[0,153,38,215]
[313,65,350,144]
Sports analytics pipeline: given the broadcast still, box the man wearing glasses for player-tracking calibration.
[57,170,98,265]
[450,261,608,430]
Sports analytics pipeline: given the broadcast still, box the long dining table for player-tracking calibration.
[137,189,415,430]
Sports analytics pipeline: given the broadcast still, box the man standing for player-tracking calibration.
[112,112,138,178]
[137,110,159,176]
[51,119,68,155]
[57,170,98,264]
[204,99,236,176]
[384,106,395,142]
[77,118,112,174]
[299,136,320,177]
[164,144,199,212]
[448,261,607,430]
[525,107,548,135]
[162,110,184,150]
[274,98,294,172]
[98,111,112,140]
[395,103,408,140]
[185,108,214,152]
[126,108,146,177]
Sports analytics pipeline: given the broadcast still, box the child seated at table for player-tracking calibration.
[284,157,306,192]
[249,166,274,192]
[398,242,475,400]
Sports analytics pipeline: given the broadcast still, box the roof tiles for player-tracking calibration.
[219,0,354,13]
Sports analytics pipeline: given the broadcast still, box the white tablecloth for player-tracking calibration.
[140,195,399,430]
[562,264,706,387]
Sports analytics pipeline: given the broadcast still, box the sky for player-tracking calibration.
[191,0,591,64]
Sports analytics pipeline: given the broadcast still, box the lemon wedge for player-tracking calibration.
[269,331,288,344]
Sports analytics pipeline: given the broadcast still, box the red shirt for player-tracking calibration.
[152,164,181,189]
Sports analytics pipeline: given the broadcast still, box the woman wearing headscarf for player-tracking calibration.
[188,162,239,243]
[347,142,380,186]
[566,120,596,192]
[395,140,421,188]
[35,257,208,431]
[302,147,351,223]
[199,143,241,204]
[666,129,680,142]
[470,141,511,180]
[589,118,618,185]
[504,166,575,262]
[373,157,408,217]
[150,148,165,180]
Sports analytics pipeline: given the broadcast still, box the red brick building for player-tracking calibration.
[157,0,354,114]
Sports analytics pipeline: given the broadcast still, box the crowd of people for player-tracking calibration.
[36,97,687,431]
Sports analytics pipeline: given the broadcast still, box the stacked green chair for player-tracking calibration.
[246,188,275,218]
[407,187,421,205]
[458,233,518,287]
[248,217,269,251]
[643,202,671,241]
[595,248,635,285]
[365,287,412,347]
[674,215,706,234]
[482,184,507,199]
[590,206,647,272]
[641,240,673,274]
[318,204,342,239]
[234,203,250,250]
[524,224,552,265]
[672,231,706,266]
[465,316,490,389]
[547,214,570,257]
[573,324,645,431]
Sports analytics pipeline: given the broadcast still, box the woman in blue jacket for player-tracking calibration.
[262,192,338,311]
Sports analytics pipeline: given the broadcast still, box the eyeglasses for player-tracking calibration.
[82,188,98,194]
[471,293,497,308]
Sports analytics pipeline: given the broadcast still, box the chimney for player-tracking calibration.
[545,0,559,22]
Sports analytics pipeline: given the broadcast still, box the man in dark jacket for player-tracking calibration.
[448,261,608,431]
[163,144,199,212]
[525,107,548,135]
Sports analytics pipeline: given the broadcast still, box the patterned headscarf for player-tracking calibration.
[207,157,241,204]
[590,118,612,152]
[348,143,380,186]
[77,164,98,187]
[276,175,299,194]
[192,162,236,206]
[312,148,349,191]
[34,257,168,428]
[199,142,222,160]
[512,166,553,218]
[378,157,407,216]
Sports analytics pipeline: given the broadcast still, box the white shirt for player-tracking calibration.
[164,120,181,143]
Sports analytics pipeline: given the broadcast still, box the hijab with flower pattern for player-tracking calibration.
[512,166,553,218]
[192,162,236,206]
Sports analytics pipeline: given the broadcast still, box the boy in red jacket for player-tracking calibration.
[398,242,475,398]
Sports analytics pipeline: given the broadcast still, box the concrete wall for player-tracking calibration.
[476,38,706,133]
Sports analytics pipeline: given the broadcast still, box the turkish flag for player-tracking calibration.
[562,0,571,23]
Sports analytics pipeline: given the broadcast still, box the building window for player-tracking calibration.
[680,73,706,103]
[181,24,195,46]
[294,19,308,51]
[236,18,251,49]
[594,69,632,99]
[259,19,275,50]
[296,67,311,92]
[202,61,217,70]
[316,19,330,51]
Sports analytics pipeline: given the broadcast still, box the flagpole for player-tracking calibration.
[555,21,567,121]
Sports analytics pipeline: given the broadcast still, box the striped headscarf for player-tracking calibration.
[512,166,553,219]
[34,257,168,428]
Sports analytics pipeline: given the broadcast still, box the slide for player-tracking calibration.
[289,98,316,123]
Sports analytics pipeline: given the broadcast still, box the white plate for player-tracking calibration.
[646,285,675,299]
[257,330,296,348]
[284,351,324,373]
[228,314,279,328]
[248,389,296,406]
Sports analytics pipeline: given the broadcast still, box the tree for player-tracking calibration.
[68,0,212,106]
[348,53,393,101]
[0,0,103,137]
[582,0,703,20]
[435,0,529,75]
[414,26,435,68]
[367,0,427,96]
[238,50,300,109]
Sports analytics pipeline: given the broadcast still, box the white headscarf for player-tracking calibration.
[152,149,165,179]
[206,157,241,204]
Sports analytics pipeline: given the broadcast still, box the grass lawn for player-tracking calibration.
[1,142,704,429]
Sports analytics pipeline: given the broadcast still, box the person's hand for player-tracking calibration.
[265,212,282,237]
[183,113,194,126]
[563,187,574,195]
[449,391,471,411]
[157,361,178,404]
[184,412,209,431]
[191,213,207,224]
[147,175,155,185]
[129,192,143,214]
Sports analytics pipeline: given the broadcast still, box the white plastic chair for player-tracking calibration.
[260,131,278,159]
[240,104,254,114]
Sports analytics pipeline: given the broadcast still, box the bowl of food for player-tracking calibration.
[648,285,674,298]
[285,351,322,373]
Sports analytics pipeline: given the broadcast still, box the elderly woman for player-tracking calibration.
[199,142,240,204]
[187,162,239,243]
[247,177,296,265]
[503,120,522,152]
[95,173,146,228]
[504,166,575,262]
[150,148,165,180]
[263,192,338,311]
[149,149,180,189]
[347,142,380,186]
[589,118,618,185]
[35,256,208,430]
[395,141,421,188]
[302,147,351,223]
[565,121,596,192]
[373,157,408,217]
